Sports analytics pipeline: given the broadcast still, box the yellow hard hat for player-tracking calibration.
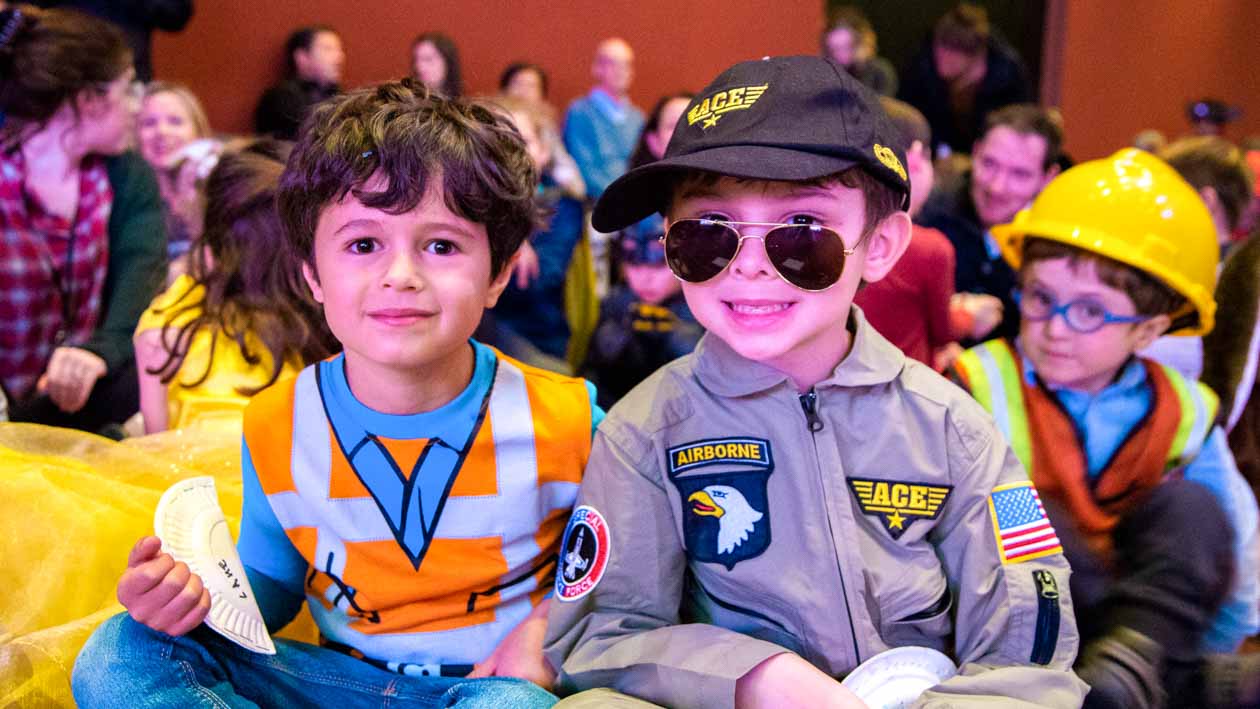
[991,148,1217,336]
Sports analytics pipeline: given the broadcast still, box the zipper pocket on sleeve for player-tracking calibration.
[1031,569,1060,665]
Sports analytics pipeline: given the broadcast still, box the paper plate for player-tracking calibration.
[840,646,958,709]
[154,476,276,654]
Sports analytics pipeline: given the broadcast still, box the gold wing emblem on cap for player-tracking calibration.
[873,144,908,182]
[687,84,770,130]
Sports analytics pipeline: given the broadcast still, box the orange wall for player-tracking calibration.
[151,2,822,136]
[1058,1,1260,160]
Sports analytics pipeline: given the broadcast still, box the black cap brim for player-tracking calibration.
[592,144,870,233]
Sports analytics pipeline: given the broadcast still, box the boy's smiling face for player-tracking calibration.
[1019,258,1169,394]
[303,181,512,394]
[668,176,908,389]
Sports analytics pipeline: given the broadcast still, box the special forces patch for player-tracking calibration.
[667,438,773,570]
[555,505,611,601]
[847,478,952,540]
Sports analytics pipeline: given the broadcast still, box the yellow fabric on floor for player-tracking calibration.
[0,423,317,708]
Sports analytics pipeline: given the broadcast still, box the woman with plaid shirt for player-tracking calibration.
[0,5,166,433]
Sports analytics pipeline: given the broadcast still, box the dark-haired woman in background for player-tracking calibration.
[0,4,167,434]
[627,92,692,171]
[411,31,462,98]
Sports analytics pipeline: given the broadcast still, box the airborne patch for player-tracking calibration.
[668,437,772,475]
[847,478,951,540]
[687,84,769,130]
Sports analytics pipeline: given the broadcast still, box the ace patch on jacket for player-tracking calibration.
[667,437,773,570]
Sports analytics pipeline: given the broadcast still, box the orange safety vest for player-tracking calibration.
[243,349,592,667]
[954,340,1218,554]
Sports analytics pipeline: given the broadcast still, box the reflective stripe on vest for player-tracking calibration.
[957,340,1218,476]
[957,342,1033,472]
[252,354,585,665]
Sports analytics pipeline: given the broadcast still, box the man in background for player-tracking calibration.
[563,37,644,200]
[900,3,1032,157]
[254,25,344,141]
[919,104,1062,343]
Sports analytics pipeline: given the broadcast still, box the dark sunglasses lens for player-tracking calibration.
[665,221,739,283]
[765,225,846,290]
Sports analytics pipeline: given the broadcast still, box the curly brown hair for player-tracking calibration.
[277,78,542,280]
[151,139,338,395]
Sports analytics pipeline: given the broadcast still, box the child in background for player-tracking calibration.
[1142,136,1254,380]
[853,97,956,370]
[952,149,1260,708]
[546,56,1084,708]
[582,215,702,408]
[133,140,335,433]
[490,97,585,365]
[498,63,586,201]
[75,79,599,708]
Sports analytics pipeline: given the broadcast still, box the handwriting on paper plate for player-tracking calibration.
[219,559,249,599]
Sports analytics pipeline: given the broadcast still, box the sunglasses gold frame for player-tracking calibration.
[662,218,857,292]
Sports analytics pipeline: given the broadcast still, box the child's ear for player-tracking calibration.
[1131,313,1172,349]
[301,261,325,304]
[859,211,912,283]
[483,249,521,309]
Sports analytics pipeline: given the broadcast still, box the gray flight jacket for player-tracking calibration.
[545,308,1087,708]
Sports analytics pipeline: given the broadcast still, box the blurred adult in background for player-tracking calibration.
[411,31,461,98]
[919,104,1061,344]
[1134,128,1168,154]
[899,2,1032,157]
[1187,98,1241,138]
[0,5,167,433]
[137,81,214,270]
[563,37,644,199]
[253,25,343,140]
[611,92,692,285]
[626,92,691,171]
[32,0,192,81]
[500,61,584,200]
[821,6,897,97]
[500,61,547,103]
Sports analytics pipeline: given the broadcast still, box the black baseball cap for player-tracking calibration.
[592,55,912,233]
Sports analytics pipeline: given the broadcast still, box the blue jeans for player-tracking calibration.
[73,613,558,708]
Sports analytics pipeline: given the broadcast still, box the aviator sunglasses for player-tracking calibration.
[662,218,856,291]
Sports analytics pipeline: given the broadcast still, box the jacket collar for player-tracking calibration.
[694,305,907,397]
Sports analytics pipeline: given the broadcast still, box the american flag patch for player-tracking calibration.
[988,482,1063,564]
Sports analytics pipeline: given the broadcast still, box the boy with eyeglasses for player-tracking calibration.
[544,56,1086,708]
[952,149,1260,709]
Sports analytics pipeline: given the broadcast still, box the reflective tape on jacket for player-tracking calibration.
[244,351,591,667]
[956,340,1218,477]
[955,339,1219,550]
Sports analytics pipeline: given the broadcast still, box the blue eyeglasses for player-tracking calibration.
[1014,287,1149,334]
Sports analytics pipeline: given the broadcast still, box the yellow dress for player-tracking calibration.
[136,274,302,432]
